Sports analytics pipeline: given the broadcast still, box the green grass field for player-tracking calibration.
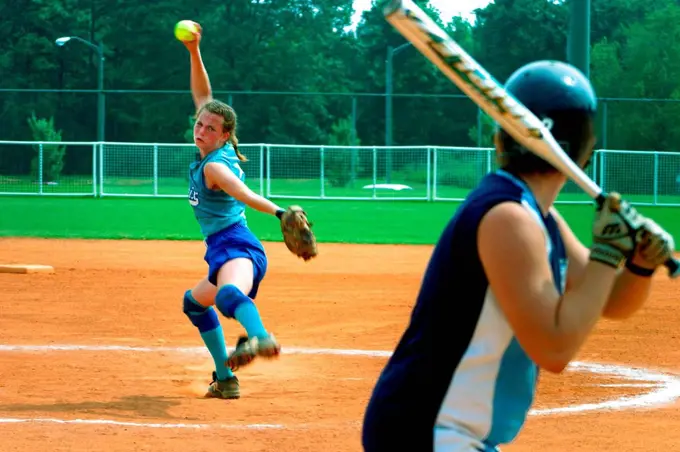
[4,174,680,205]
[2,195,679,247]
[0,175,434,199]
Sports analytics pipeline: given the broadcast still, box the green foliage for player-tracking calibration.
[390,162,428,185]
[467,111,496,147]
[325,116,364,187]
[328,116,358,146]
[2,0,680,156]
[184,115,195,143]
[589,1,680,151]
[324,150,353,188]
[26,113,66,183]
[436,154,488,190]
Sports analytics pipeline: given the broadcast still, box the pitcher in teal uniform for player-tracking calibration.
[179,22,292,400]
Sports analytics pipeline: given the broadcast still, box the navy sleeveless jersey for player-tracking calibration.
[362,170,567,452]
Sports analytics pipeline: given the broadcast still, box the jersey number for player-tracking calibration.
[188,187,199,206]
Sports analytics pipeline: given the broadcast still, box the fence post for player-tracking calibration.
[599,150,606,193]
[92,143,98,197]
[653,151,659,205]
[486,147,492,174]
[266,145,271,197]
[426,147,432,201]
[320,146,325,199]
[432,146,438,201]
[351,96,358,185]
[372,147,377,199]
[259,144,264,196]
[38,143,44,195]
[592,149,598,188]
[99,143,105,197]
[153,144,159,196]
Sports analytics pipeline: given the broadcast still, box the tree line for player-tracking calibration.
[2,0,680,152]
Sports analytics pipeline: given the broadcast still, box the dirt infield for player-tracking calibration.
[0,237,679,451]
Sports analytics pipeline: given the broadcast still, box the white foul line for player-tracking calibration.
[0,344,392,356]
[0,343,679,429]
[0,417,283,430]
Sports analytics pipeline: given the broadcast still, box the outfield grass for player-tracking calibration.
[0,196,451,244]
[2,195,679,247]
[0,175,433,199]
[5,174,680,207]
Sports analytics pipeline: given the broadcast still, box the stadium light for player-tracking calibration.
[55,36,106,142]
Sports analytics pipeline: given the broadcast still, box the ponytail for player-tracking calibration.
[230,133,247,162]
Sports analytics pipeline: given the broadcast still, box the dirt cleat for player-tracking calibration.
[205,371,240,399]
[226,334,281,371]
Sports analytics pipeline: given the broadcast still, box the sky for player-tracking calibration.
[351,0,493,27]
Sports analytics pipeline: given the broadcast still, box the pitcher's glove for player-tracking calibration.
[276,206,318,261]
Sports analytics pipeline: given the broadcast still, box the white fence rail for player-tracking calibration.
[1,141,679,205]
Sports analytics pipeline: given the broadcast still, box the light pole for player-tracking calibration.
[567,0,590,78]
[385,42,412,183]
[385,42,412,147]
[56,36,105,142]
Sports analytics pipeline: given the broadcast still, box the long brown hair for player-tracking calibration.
[196,100,247,162]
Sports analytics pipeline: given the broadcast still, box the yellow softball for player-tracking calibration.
[174,20,199,42]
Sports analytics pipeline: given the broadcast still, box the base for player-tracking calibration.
[0,264,55,274]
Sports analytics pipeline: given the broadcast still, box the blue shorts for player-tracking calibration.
[204,221,268,299]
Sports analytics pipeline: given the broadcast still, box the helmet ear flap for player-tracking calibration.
[541,117,554,131]
[497,108,595,175]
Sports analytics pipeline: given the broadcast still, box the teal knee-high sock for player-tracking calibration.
[215,284,268,339]
[183,291,234,380]
[201,326,234,380]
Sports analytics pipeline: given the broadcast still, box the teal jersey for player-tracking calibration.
[188,145,247,238]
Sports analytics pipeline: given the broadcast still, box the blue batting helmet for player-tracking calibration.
[497,60,598,174]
